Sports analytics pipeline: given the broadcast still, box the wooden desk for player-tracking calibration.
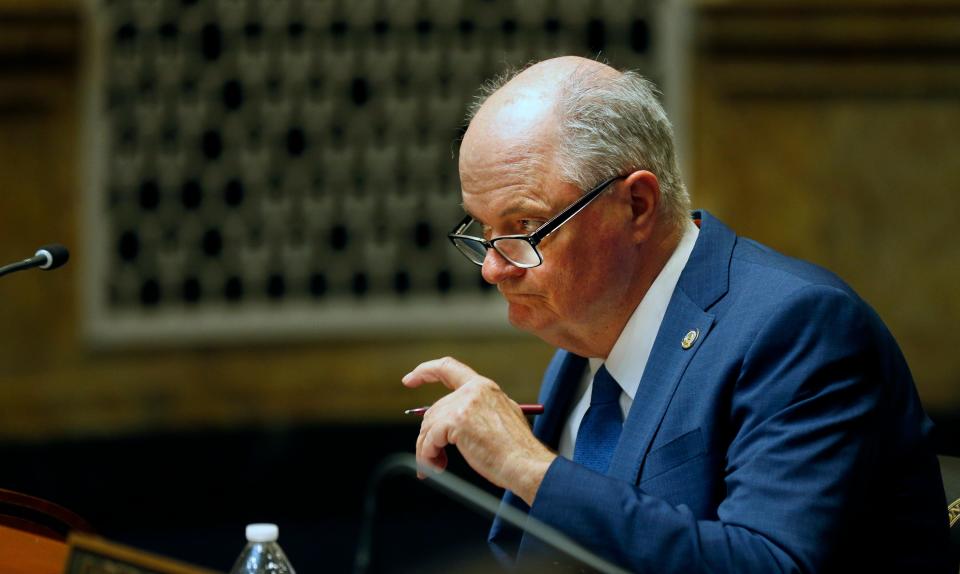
[0,523,67,574]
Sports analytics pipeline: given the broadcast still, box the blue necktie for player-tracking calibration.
[573,365,623,474]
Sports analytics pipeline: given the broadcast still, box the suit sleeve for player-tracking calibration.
[528,284,885,573]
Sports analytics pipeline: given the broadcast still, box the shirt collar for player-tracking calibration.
[598,219,700,399]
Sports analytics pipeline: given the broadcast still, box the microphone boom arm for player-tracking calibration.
[353,453,629,574]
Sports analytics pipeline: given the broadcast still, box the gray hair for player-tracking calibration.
[465,64,690,227]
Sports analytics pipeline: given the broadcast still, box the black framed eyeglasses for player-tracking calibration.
[447,176,622,268]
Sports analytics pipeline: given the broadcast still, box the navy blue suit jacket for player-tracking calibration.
[489,211,953,572]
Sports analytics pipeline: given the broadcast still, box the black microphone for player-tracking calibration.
[0,244,70,278]
[353,453,628,574]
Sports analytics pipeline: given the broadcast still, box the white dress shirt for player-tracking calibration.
[557,219,700,460]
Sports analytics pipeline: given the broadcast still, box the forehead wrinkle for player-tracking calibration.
[460,134,545,185]
[460,138,549,198]
[459,156,529,192]
[498,195,552,219]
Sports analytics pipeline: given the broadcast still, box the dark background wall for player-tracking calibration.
[1,0,958,571]
[0,423,502,571]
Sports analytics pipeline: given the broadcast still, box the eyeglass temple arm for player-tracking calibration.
[528,177,619,245]
[449,214,474,236]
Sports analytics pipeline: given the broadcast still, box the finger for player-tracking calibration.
[415,416,437,474]
[415,428,426,479]
[401,356,479,391]
[415,420,426,464]
[415,400,449,479]
[402,356,475,389]
[415,421,444,479]
[416,454,445,480]
[420,420,451,472]
[415,415,448,476]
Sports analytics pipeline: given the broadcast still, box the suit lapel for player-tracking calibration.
[607,210,735,482]
[607,293,714,481]
[532,351,587,448]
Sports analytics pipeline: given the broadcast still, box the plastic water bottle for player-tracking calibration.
[229,523,296,574]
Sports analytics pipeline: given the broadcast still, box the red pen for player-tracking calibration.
[404,404,544,416]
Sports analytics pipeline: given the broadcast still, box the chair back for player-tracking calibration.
[939,456,960,572]
[0,488,93,574]
[0,487,93,541]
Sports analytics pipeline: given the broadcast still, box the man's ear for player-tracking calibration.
[623,170,660,243]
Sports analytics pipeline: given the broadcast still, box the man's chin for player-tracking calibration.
[506,301,550,333]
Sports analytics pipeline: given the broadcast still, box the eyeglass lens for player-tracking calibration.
[452,237,487,264]
[453,236,541,267]
[494,239,539,266]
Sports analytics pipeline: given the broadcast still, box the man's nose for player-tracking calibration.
[481,248,526,285]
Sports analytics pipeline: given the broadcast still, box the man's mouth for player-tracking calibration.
[500,290,536,299]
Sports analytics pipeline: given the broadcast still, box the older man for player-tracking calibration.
[402,56,952,572]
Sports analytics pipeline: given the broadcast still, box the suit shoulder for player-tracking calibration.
[731,236,860,300]
[720,236,895,347]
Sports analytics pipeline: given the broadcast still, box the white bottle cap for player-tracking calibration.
[245,523,279,543]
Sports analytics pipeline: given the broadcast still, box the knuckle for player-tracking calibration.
[439,356,457,370]
[459,387,479,407]
[450,405,466,425]
[479,377,499,391]
[470,377,500,397]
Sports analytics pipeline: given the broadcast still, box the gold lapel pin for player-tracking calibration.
[681,329,699,350]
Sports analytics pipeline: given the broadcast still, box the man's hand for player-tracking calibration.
[402,356,557,506]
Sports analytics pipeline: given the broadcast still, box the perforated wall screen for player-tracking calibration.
[83,0,675,346]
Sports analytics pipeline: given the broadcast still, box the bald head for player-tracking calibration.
[458,56,690,228]
[460,57,619,179]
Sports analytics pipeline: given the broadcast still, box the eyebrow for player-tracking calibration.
[499,201,551,219]
[460,197,552,225]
